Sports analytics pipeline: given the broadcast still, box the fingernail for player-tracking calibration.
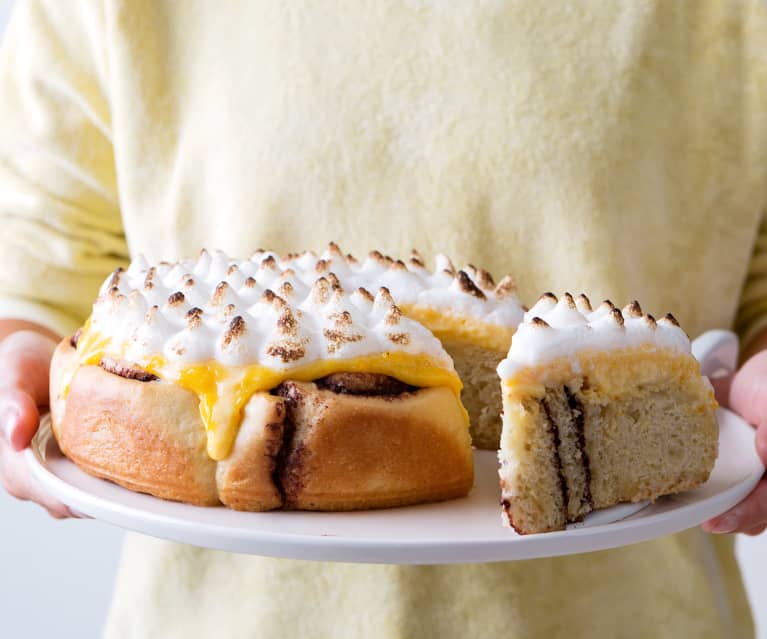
[710,514,738,533]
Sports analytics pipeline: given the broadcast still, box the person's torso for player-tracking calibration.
[102,2,766,637]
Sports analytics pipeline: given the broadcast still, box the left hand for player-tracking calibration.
[701,350,767,535]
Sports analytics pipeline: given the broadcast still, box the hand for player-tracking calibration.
[702,350,767,535]
[0,329,73,518]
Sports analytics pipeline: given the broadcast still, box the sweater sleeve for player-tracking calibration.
[0,0,128,338]
[735,212,767,348]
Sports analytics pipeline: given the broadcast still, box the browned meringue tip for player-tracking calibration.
[475,268,495,290]
[539,292,558,304]
[277,281,294,298]
[531,317,550,328]
[260,255,278,270]
[409,249,426,268]
[456,270,486,300]
[576,294,592,311]
[376,286,396,306]
[186,307,204,328]
[280,251,300,262]
[327,272,342,290]
[183,276,195,288]
[244,276,257,288]
[167,291,185,306]
[392,259,407,271]
[329,310,354,327]
[143,267,157,290]
[610,308,625,326]
[222,316,246,347]
[368,250,393,265]
[315,258,331,273]
[227,264,239,275]
[563,292,576,308]
[624,300,643,318]
[345,253,358,265]
[199,248,210,257]
[644,313,657,328]
[327,241,343,256]
[356,287,375,303]
[261,289,287,308]
[384,306,402,326]
[107,268,124,288]
[494,275,517,299]
[600,299,615,311]
[278,268,296,280]
[660,313,680,327]
[223,303,237,318]
[211,281,230,305]
[277,308,298,335]
[311,277,332,304]
[438,255,456,276]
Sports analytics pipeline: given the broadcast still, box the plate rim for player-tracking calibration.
[25,408,765,563]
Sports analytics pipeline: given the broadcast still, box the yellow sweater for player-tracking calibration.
[2,1,766,637]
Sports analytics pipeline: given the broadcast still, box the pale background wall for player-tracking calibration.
[0,0,764,637]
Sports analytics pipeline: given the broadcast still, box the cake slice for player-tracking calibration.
[496,293,719,534]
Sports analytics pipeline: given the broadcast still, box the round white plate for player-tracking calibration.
[26,408,763,564]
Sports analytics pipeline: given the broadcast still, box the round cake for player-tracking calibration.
[49,249,476,511]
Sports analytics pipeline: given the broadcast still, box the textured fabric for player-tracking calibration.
[0,1,766,637]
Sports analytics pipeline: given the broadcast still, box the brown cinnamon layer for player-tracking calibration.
[99,357,159,382]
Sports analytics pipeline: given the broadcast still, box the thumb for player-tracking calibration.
[0,388,41,451]
[728,351,767,427]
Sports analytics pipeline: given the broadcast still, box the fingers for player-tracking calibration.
[0,388,40,451]
[744,524,767,536]
[729,351,767,427]
[756,422,767,468]
[702,478,767,534]
[0,330,57,406]
[0,437,73,518]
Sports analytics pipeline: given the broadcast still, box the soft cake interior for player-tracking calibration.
[500,354,718,534]
[440,338,507,450]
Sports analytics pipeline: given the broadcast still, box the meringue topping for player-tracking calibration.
[76,249,470,460]
[497,293,690,379]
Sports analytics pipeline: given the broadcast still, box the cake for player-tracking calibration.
[49,251,474,511]
[273,243,526,449]
[496,293,719,534]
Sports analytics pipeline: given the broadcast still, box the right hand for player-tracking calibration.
[0,329,73,518]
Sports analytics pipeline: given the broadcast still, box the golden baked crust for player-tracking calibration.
[50,339,474,511]
[276,381,473,510]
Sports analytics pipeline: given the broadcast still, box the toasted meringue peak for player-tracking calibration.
[409,250,426,268]
[223,316,246,347]
[186,307,203,328]
[475,268,495,290]
[88,251,453,370]
[494,275,517,299]
[356,287,375,304]
[576,294,592,312]
[261,255,278,270]
[326,241,343,256]
[498,293,690,378]
[456,270,486,300]
[168,291,185,306]
[661,313,680,327]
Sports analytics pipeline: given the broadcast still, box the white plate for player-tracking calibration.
[26,408,763,564]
